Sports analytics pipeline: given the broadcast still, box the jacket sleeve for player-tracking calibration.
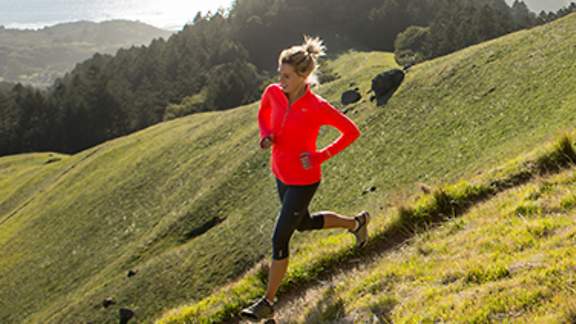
[317,100,361,162]
[258,86,273,141]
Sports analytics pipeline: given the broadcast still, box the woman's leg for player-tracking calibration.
[265,257,288,303]
[320,211,358,230]
[261,213,360,305]
[263,178,291,303]
[265,179,320,303]
[296,210,358,232]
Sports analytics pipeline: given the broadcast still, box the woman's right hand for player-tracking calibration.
[259,135,273,150]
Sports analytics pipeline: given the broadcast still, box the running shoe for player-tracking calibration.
[240,296,274,321]
[349,210,370,248]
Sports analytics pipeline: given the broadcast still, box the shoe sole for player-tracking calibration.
[240,309,274,322]
[240,313,273,322]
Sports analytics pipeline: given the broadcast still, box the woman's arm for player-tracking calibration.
[258,86,273,147]
[316,100,361,162]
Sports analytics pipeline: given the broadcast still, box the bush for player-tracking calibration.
[163,88,209,120]
[394,26,431,66]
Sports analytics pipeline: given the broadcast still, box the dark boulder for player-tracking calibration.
[341,88,362,105]
[361,185,377,195]
[119,308,135,324]
[44,157,61,164]
[102,297,115,308]
[371,69,405,106]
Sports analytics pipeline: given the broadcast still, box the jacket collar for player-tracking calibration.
[281,82,312,106]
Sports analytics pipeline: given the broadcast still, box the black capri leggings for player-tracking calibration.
[272,177,325,260]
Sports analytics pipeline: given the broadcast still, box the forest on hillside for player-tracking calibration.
[1,0,575,156]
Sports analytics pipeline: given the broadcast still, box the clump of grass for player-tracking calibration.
[440,272,461,285]
[523,185,543,201]
[316,297,346,322]
[559,193,576,210]
[514,201,542,218]
[562,302,576,323]
[464,263,510,284]
[526,220,557,238]
[469,289,549,323]
[535,134,576,174]
[539,181,555,194]
[445,217,467,235]
[397,181,491,230]
[488,135,576,191]
[368,295,397,321]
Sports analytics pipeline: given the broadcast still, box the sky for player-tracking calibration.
[0,0,236,31]
[505,0,572,13]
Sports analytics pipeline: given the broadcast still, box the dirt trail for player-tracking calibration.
[231,222,435,323]
[272,242,406,323]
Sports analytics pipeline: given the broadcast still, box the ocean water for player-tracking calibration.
[1,0,570,32]
[0,0,235,31]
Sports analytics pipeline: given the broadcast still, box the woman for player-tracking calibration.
[240,35,370,321]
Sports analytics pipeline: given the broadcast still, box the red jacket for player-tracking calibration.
[258,83,361,185]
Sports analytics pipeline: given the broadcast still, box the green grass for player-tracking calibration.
[0,51,399,324]
[2,13,576,324]
[301,162,576,323]
[158,133,576,323]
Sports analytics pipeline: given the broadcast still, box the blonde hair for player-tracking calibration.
[278,35,327,86]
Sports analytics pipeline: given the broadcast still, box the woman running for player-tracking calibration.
[240,35,370,321]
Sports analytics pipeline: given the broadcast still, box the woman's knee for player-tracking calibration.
[271,219,294,259]
[296,212,325,231]
[271,231,290,259]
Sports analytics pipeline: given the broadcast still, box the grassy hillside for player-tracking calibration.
[1,13,576,324]
[158,133,576,323]
[280,139,576,322]
[158,13,576,323]
[0,51,397,324]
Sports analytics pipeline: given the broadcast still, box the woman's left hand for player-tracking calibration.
[299,152,323,170]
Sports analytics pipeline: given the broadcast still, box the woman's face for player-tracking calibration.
[278,63,307,95]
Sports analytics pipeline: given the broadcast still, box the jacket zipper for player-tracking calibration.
[278,90,305,136]
[279,102,291,132]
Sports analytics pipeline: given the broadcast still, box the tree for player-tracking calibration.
[394,26,431,65]
[511,0,537,29]
[205,60,262,110]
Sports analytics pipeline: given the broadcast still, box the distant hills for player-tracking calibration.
[0,20,174,87]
